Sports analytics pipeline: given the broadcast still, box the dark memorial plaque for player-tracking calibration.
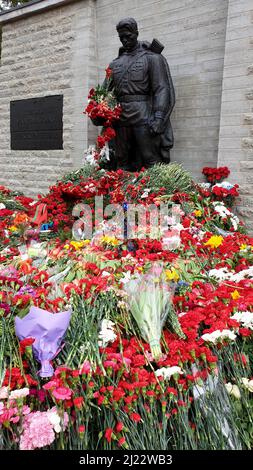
[10,95,63,150]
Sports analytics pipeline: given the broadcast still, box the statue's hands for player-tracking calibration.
[149,114,164,135]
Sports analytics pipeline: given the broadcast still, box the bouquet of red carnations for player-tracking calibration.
[85,87,121,128]
[211,182,239,207]
[202,166,230,184]
[84,67,122,158]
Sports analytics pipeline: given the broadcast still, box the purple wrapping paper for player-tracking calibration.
[15,306,71,378]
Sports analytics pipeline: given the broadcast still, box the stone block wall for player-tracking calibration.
[0,0,96,197]
[218,0,253,231]
[0,0,253,232]
[96,0,229,180]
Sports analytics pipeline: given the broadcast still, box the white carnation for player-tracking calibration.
[214,181,234,190]
[47,411,61,427]
[230,267,253,282]
[9,388,30,400]
[208,268,231,281]
[98,319,117,347]
[199,182,211,189]
[231,311,253,330]
[201,329,237,344]
[155,366,183,380]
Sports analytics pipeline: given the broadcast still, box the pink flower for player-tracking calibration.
[20,411,55,450]
[43,379,60,391]
[22,405,31,415]
[80,360,91,374]
[10,416,20,423]
[52,387,72,400]
[123,357,132,366]
[0,407,17,424]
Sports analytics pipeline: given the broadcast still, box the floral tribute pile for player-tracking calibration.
[0,162,253,451]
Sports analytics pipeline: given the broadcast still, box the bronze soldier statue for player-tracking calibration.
[97,17,175,171]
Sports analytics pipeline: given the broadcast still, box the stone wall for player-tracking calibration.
[0,0,253,231]
[0,0,96,196]
[96,0,229,179]
[218,0,253,232]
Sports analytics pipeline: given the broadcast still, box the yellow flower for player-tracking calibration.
[100,235,119,246]
[194,210,202,217]
[204,235,223,249]
[70,240,90,250]
[240,244,248,251]
[165,268,180,282]
[9,225,18,232]
[231,290,240,300]
[64,244,70,249]
[81,239,91,246]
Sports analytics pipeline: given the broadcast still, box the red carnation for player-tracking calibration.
[73,396,84,409]
[105,67,112,79]
[88,88,95,99]
[118,437,126,447]
[239,328,252,337]
[115,422,124,433]
[19,338,35,355]
[105,427,114,443]
[130,412,142,423]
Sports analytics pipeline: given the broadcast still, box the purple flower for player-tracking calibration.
[18,285,36,297]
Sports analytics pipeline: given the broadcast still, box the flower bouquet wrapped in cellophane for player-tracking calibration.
[123,263,181,361]
[15,306,72,378]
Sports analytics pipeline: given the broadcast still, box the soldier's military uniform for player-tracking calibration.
[109,41,175,171]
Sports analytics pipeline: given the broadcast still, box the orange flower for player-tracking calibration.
[18,260,33,275]
[13,212,29,226]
